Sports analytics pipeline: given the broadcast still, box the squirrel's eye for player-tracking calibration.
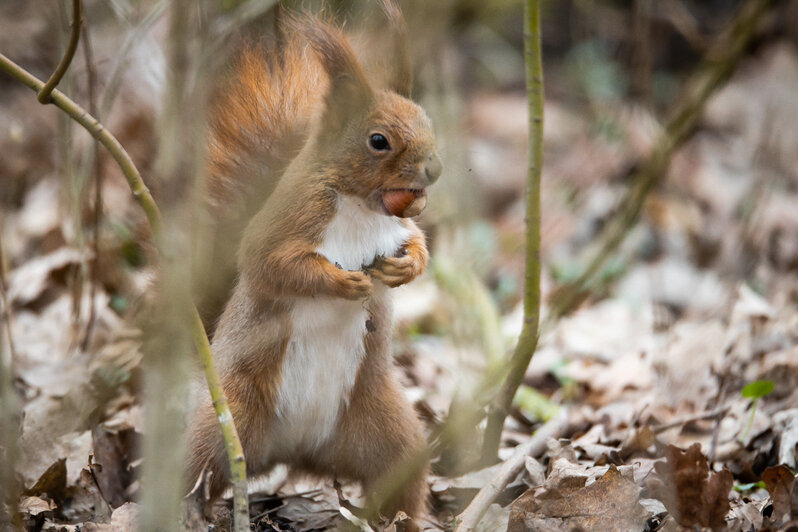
[369,133,390,151]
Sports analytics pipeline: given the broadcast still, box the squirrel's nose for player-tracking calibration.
[424,153,442,184]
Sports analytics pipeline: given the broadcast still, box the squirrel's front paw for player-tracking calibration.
[335,270,373,300]
[368,254,422,288]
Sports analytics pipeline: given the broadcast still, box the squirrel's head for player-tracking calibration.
[344,90,441,218]
[295,5,441,218]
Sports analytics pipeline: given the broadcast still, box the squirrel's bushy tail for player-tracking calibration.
[197,16,352,331]
[205,30,331,215]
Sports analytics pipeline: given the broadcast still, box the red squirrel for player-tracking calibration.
[186,2,441,521]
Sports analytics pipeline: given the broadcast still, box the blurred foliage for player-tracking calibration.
[514,384,559,423]
[565,40,629,103]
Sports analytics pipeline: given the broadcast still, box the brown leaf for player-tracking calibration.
[18,495,55,517]
[508,465,648,532]
[619,425,657,460]
[645,443,733,531]
[6,247,83,307]
[91,424,138,508]
[274,479,344,532]
[23,458,67,505]
[82,502,138,532]
[430,461,506,493]
[762,464,797,526]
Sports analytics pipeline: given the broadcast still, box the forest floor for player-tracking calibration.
[3,3,798,532]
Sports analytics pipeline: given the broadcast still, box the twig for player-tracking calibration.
[481,0,544,464]
[0,344,21,530]
[631,0,653,100]
[38,0,82,104]
[660,0,708,51]
[87,453,113,516]
[454,411,569,532]
[99,0,169,119]
[190,307,248,529]
[651,406,729,434]
[709,376,728,464]
[0,54,163,236]
[0,49,249,529]
[0,235,21,530]
[546,0,773,320]
[80,14,102,352]
[0,235,17,362]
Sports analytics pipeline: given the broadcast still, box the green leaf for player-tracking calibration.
[741,380,774,399]
[513,385,559,422]
[733,481,766,492]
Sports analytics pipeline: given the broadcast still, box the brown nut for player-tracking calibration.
[401,194,426,217]
[382,189,427,217]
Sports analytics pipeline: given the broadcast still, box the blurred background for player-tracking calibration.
[2,0,798,530]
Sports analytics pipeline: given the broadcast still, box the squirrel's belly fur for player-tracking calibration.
[272,194,410,455]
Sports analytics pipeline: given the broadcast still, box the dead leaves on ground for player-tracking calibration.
[509,466,648,532]
[762,465,798,529]
[645,444,733,531]
[3,6,798,530]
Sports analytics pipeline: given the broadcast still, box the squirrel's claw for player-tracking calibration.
[367,255,420,287]
[336,270,373,300]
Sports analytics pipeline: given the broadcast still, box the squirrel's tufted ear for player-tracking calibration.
[291,15,374,140]
[376,0,413,97]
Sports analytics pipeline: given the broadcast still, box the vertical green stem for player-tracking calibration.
[481,0,544,464]
[0,237,21,530]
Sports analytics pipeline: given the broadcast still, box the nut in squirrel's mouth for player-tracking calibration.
[380,188,427,218]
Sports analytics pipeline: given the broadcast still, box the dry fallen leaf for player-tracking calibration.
[23,458,67,506]
[645,443,733,531]
[82,502,138,532]
[430,462,506,494]
[91,423,138,509]
[508,465,648,532]
[474,503,510,532]
[273,479,343,532]
[762,464,798,527]
[6,247,84,307]
[18,495,56,518]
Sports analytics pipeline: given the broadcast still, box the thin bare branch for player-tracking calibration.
[38,0,82,104]
[0,53,162,236]
[79,14,102,352]
[99,0,169,119]
[0,234,21,531]
[0,235,17,363]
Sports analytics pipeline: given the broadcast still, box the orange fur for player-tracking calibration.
[188,5,441,524]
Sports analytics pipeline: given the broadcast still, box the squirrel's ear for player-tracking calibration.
[377,0,413,97]
[295,16,374,137]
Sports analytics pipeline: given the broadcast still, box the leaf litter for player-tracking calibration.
[3,4,798,532]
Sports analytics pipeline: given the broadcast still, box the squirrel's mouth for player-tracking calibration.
[380,188,427,218]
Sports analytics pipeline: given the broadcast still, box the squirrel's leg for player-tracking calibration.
[333,372,429,519]
[367,220,428,288]
[186,371,274,503]
[330,297,428,520]
[186,396,232,501]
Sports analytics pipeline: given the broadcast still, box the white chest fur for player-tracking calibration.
[273,195,410,455]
